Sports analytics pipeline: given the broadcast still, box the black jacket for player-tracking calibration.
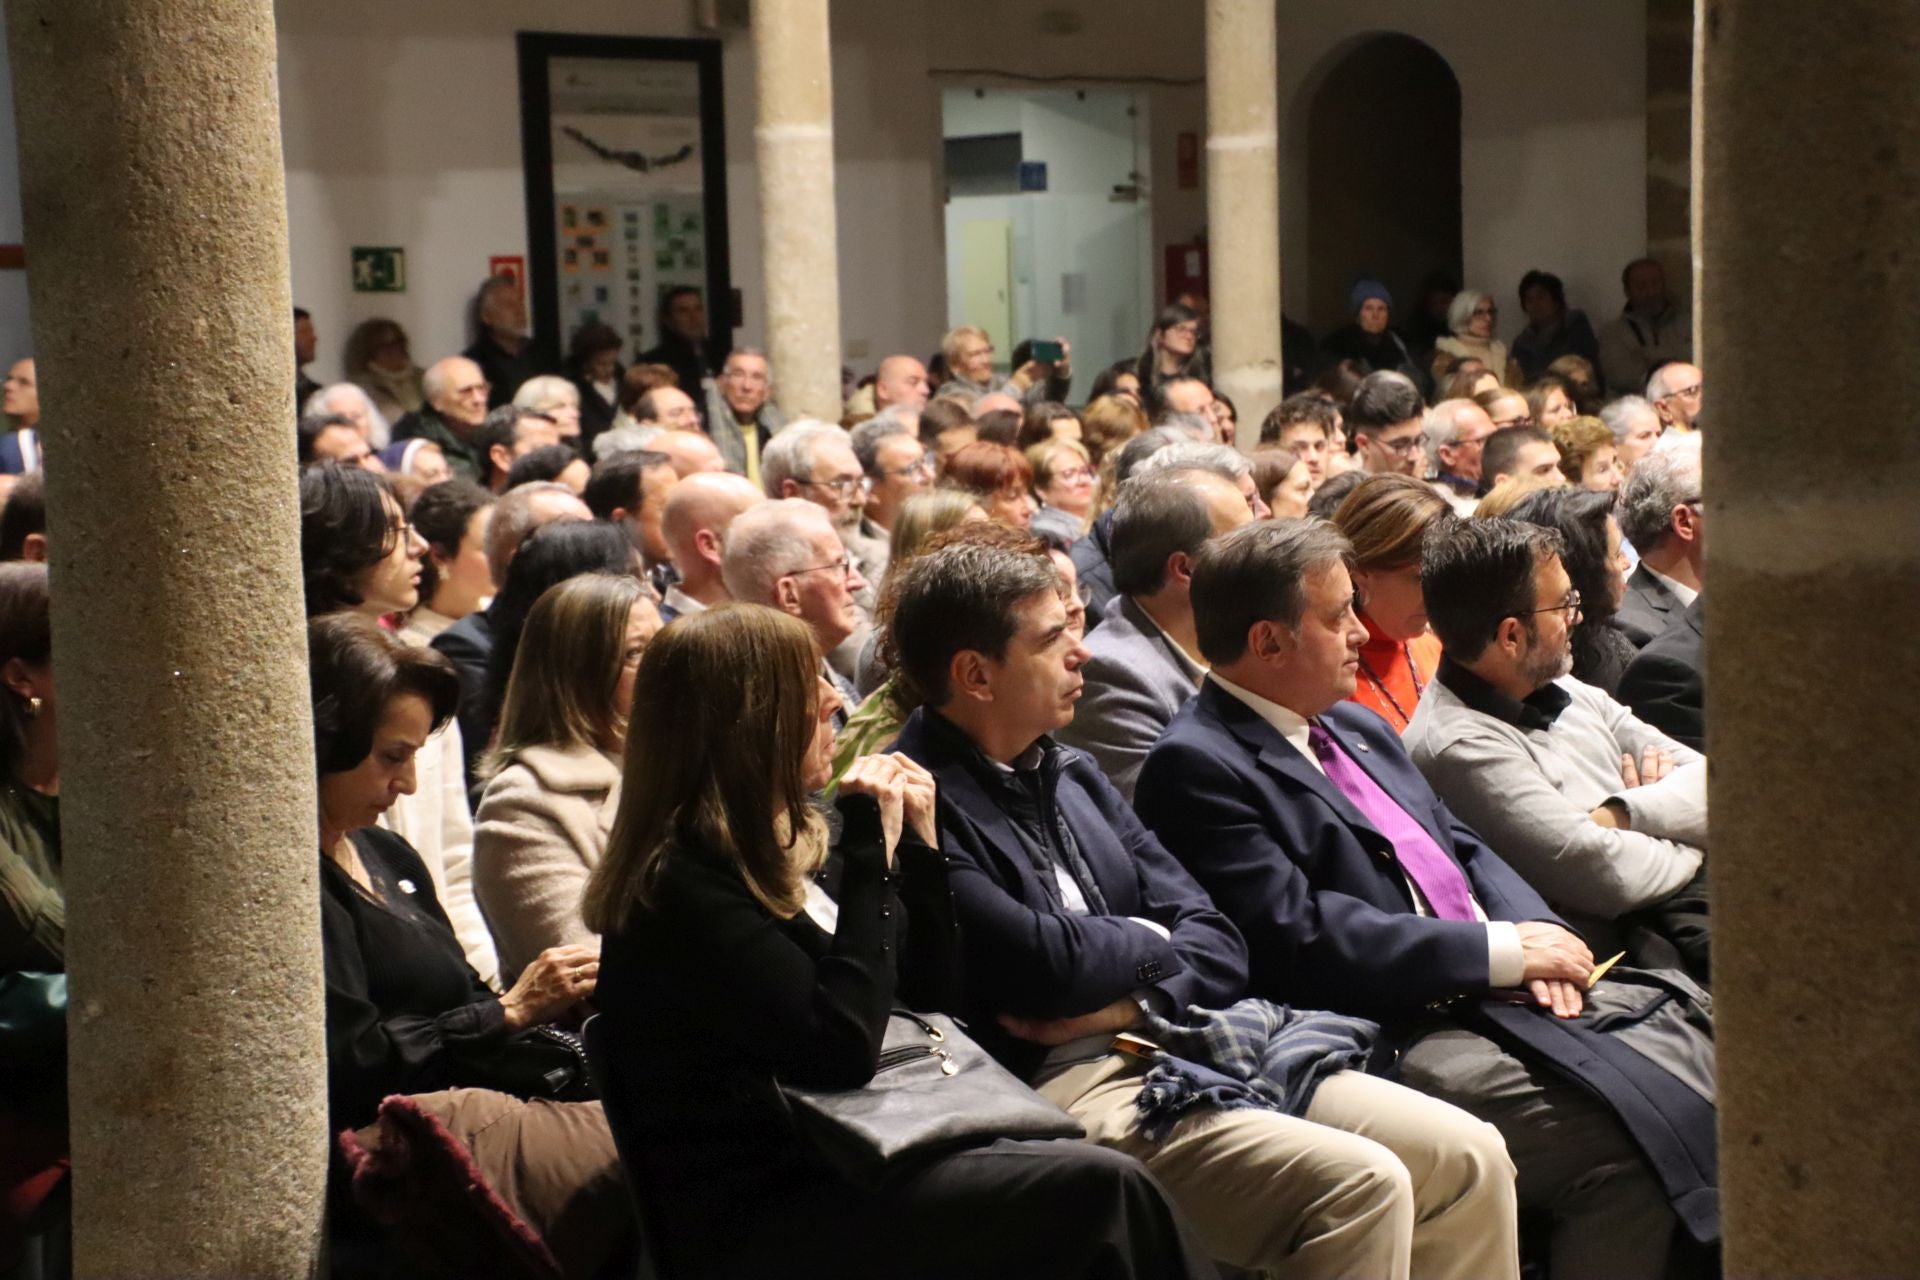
[464,336,550,410]
[1617,597,1705,752]
[594,796,944,1268]
[892,707,1248,1080]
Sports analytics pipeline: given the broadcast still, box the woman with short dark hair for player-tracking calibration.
[1130,302,1210,394]
[1331,475,1454,731]
[299,464,428,620]
[0,564,59,975]
[300,463,498,985]
[583,604,1215,1278]
[1508,487,1638,694]
[401,479,496,645]
[1510,270,1600,383]
[310,614,630,1271]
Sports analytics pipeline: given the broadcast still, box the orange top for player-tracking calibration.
[1349,617,1442,732]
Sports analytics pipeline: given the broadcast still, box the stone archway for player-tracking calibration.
[1304,33,1462,336]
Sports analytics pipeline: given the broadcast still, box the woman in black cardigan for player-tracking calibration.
[582,604,1217,1279]
[310,613,630,1275]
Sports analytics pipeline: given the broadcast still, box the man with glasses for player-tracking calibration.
[1406,517,1708,978]
[761,420,879,673]
[1421,399,1499,514]
[849,412,932,580]
[1345,371,1427,477]
[720,498,871,726]
[397,356,493,483]
[1646,362,1704,433]
[1139,519,1716,1280]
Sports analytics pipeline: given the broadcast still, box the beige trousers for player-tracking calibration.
[1037,1055,1519,1280]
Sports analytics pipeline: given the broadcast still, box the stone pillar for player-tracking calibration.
[752,0,843,422]
[1204,0,1284,450]
[1701,3,1920,1274]
[7,1,327,1275]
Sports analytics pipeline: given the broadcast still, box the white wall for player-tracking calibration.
[1275,0,1647,338]
[267,0,1641,382]
[275,0,944,382]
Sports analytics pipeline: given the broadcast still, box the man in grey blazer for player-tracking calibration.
[1615,436,1703,646]
[1057,467,1252,799]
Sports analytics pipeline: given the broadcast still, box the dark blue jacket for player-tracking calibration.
[1135,684,1560,1024]
[893,707,1247,1078]
[1139,684,1719,1242]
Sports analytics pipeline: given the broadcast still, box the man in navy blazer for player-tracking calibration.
[1137,519,1709,1280]
[890,538,1520,1280]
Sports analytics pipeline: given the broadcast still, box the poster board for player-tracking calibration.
[517,34,731,372]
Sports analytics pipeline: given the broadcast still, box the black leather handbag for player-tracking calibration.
[778,1010,1084,1188]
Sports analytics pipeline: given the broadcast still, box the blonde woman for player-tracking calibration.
[1027,436,1098,543]
[473,573,660,984]
[512,374,584,441]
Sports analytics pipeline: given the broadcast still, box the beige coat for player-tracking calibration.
[473,743,622,985]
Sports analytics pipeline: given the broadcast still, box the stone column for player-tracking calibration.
[1701,3,1920,1274]
[752,0,843,422]
[7,1,326,1275]
[1204,0,1284,449]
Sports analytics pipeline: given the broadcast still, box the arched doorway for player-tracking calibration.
[1305,35,1461,339]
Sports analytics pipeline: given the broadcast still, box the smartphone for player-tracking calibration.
[1030,338,1064,364]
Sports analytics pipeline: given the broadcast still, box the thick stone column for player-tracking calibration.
[1700,2,1920,1274]
[1204,0,1284,449]
[752,0,843,422]
[7,1,326,1274]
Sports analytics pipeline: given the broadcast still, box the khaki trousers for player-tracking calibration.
[1037,1055,1519,1280]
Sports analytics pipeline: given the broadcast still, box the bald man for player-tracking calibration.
[396,355,492,482]
[659,471,765,620]
[652,428,727,478]
[1646,362,1703,433]
[1423,399,1499,513]
[873,354,932,412]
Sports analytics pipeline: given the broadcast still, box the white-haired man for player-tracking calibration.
[720,498,870,726]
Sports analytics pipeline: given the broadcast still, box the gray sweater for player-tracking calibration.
[1404,664,1706,919]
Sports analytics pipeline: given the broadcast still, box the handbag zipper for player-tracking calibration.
[874,1045,958,1076]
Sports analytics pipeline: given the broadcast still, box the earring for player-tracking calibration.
[26,696,40,717]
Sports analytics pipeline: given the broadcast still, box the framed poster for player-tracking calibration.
[517,33,732,373]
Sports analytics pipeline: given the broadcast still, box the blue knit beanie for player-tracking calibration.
[1348,279,1393,317]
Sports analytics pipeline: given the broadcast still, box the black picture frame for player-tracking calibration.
[516,31,732,373]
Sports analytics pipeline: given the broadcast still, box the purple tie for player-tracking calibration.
[1308,722,1478,922]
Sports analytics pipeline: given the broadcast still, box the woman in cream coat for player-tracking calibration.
[474,572,661,984]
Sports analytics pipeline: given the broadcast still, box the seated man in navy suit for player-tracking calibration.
[890,540,1518,1280]
[1136,519,1712,1280]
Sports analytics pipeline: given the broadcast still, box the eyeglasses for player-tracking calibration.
[1053,466,1096,484]
[789,555,854,580]
[803,474,870,499]
[1491,415,1535,429]
[1377,434,1424,455]
[1472,305,1498,318]
[880,454,936,481]
[1516,590,1583,622]
[1658,383,1702,402]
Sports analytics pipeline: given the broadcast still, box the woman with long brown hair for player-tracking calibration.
[582,605,1214,1279]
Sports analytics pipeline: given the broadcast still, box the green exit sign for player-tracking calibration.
[352,246,406,293]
